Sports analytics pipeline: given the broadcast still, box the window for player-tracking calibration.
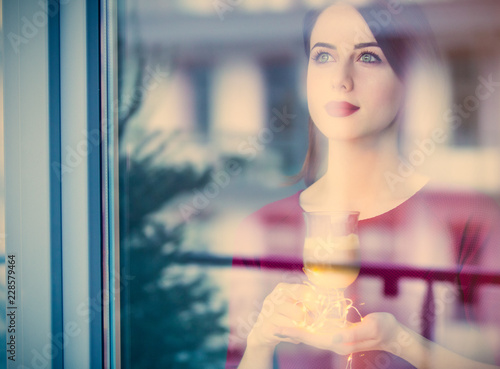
[112,1,500,367]
[2,1,500,368]
[115,2,307,368]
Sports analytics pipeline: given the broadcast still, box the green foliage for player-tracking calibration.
[119,144,228,369]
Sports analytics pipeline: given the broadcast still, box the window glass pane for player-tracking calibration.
[117,2,307,368]
[115,1,500,368]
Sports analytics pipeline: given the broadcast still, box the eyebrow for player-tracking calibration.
[311,41,380,51]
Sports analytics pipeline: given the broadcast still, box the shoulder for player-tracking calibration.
[418,182,500,223]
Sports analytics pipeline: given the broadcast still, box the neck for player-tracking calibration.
[321,130,403,203]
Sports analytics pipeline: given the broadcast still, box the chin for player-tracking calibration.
[313,115,398,142]
[316,128,362,142]
[312,117,362,141]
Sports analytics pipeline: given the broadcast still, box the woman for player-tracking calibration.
[226,1,500,368]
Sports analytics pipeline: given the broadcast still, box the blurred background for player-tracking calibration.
[115,0,500,368]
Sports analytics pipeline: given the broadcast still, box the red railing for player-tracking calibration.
[176,252,500,340]
[230,255,500,339]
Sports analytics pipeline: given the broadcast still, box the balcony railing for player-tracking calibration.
[177,252,500,340]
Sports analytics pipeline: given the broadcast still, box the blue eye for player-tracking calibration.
[359,52,381,64]
[312,52,333,64]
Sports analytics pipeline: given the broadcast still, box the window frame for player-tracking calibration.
[3,0,109,367]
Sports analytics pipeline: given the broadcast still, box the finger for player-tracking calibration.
[255,315,303,345]
[278,324,380,355]
[277,326,335,351]
[249,313,299,346]
[331,320,382,355]
[268,283,297,305]
[275,283,315,302]
[265,311,304,329]
[274,334,301,345]
[339,319,378,344]
[262,292,312,323]
[269,319,302,345]
[274,301,309,322]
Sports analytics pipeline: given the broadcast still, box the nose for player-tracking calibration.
[330,63,353,92]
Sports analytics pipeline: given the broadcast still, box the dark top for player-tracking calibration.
[226,184,500,368]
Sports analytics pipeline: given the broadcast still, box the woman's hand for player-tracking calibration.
[247,283,404,356]
[237,282,315,369]
[245,282,317,349]
[277,313,500,369]
[276,312,403,355]
[242,290,500,369]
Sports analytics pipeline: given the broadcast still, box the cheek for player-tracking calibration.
[383,81,403,106]
[364,75,403,115]
[306,71,324,116]
[307,68,322,97]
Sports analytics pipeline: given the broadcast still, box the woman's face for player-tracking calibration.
[307,3,404,141]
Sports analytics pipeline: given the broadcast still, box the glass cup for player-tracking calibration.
[301,211,360,332]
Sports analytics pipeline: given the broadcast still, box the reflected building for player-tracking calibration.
[117,0,500,367]
[123,0,500,194]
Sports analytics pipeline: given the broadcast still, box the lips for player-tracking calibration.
[324,101,360,117]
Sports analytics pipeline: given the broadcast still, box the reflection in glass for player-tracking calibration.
[302,212,360,332]
[113,0,500,368]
